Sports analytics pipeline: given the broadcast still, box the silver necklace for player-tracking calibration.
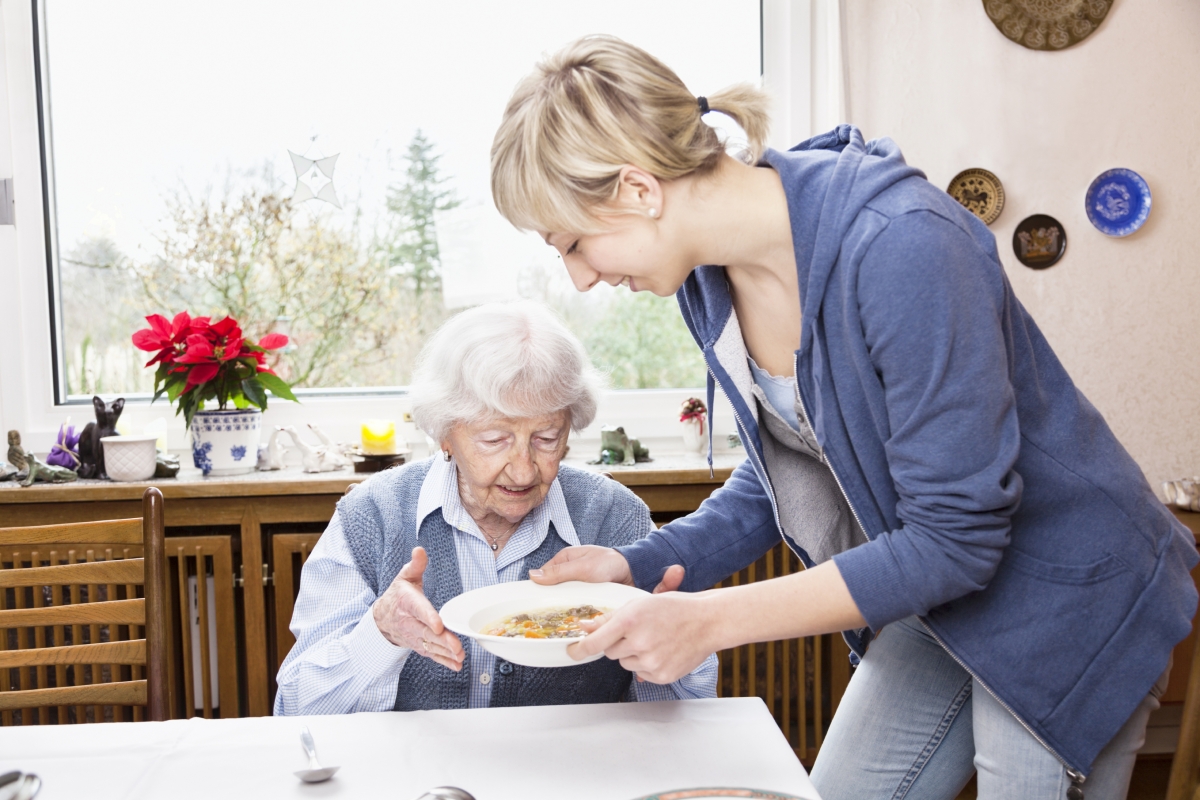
[483,523,518,552]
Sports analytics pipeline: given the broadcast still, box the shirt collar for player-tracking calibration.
[415,456,579,548]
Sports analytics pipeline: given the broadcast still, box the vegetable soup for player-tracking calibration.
[483,605,607,639]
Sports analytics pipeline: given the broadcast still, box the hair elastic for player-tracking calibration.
[697,96,710,115]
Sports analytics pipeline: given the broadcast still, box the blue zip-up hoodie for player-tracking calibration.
[616,126,1199,773]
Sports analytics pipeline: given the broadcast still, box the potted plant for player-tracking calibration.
[679,397,707,454]
[133,311,297,475]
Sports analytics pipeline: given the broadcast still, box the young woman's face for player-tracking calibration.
[541,167,697,297]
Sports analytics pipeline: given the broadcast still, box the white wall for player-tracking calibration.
[842,0,1200,494]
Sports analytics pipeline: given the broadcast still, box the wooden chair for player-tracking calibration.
[0,487,167,724]
[1167,617,1200,800]
[267,481,353,673]
[271,533,323,674]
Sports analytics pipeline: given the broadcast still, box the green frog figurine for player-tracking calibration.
[21,450,79,487]
[590,425,652,467]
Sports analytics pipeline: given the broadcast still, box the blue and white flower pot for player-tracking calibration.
[190,409,262,476]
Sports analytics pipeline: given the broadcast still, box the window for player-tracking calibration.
[40,0,762,402]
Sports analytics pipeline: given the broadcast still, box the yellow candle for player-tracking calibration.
[360,419,397,455]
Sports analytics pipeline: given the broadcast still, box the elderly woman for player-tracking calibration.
[274,301,717,714]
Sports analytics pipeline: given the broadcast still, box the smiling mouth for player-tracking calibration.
[620,276,638,292]
[498,485,535,497]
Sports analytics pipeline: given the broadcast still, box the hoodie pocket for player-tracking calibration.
[1004,547,1132,586]
[950,544,1145,724]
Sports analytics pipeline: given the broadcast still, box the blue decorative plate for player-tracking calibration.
[1085,168,1151,237]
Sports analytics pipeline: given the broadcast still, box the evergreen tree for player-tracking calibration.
[384,130,460,300]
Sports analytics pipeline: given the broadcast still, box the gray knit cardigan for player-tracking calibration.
[336,458,655,710]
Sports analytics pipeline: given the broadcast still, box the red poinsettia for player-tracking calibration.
[132,311,297,428]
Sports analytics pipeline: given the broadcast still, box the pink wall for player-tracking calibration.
[843,0,1200,493]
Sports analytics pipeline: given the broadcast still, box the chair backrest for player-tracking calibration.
[1166,618,1200,800]
[271,533,323,674]
[1166,526,1200,800]
[0,487,167,724]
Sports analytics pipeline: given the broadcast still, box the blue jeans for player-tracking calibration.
[810,616,1169,800]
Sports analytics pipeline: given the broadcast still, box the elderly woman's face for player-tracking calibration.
[443,410,571,526]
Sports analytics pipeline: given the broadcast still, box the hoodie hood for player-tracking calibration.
[762,125,926,352]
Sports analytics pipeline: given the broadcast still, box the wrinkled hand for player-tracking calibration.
[373,547,465,671]
[566,584,716,684]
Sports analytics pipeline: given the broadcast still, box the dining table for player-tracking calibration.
[0,696,821,800]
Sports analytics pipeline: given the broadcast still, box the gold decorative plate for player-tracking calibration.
[983,0,1112,51]
[946,168,1005,226]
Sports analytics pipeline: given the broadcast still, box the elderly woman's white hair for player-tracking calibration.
[410,301,604,442]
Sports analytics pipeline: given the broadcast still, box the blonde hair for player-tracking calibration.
[491,34,770,235]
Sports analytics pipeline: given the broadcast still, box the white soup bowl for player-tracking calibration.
[440,580,648,668]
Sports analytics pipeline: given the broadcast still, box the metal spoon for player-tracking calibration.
[13,775,41,800]
[0,772,40,800]
[294,726,340,783]
[415,789,475,800]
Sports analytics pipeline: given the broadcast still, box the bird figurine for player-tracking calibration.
[7,430,27,473]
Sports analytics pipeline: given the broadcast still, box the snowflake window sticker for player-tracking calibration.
[289,138,342,209]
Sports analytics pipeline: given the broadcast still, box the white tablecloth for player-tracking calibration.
[0,697,820,800]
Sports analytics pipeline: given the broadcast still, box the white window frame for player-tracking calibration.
[0,0,822,459]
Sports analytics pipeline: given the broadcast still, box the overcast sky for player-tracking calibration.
[44,0,760,304]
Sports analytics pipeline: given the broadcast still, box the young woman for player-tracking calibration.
[489,35,1198,800]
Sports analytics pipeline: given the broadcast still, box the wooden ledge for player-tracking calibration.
[0,465,360,504]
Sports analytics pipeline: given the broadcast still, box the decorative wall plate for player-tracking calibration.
[1085,168,1151,237]
[947,168,1006,225]
[630,790,803,800]
[983,0,1112,51]
[1013,214,1067,269]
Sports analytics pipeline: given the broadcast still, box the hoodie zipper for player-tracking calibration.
[789,352,1081,778]
[916,617,1080,778]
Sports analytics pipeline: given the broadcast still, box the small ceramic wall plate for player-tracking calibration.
[1085,168,1151,237]
[947,168,1005,225]
[630,790,803,800]
[1013,214,1067,269]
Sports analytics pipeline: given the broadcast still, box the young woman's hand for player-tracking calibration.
[529,546,687,593]
[372,546,465,671]
[529,545,635,586]
[567,589,717,684]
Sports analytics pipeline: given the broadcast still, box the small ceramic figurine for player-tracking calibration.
[77,396,125,480]
[1164,477,1200,512]
[269,426,349,473]
[307,424,353,468]
[7,430,27,473]
[589,425,651,467]
[21,450,79,486]
[261,427,290,471]
[155,451,181,478]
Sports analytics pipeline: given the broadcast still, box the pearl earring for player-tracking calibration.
[648,208,659,219]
